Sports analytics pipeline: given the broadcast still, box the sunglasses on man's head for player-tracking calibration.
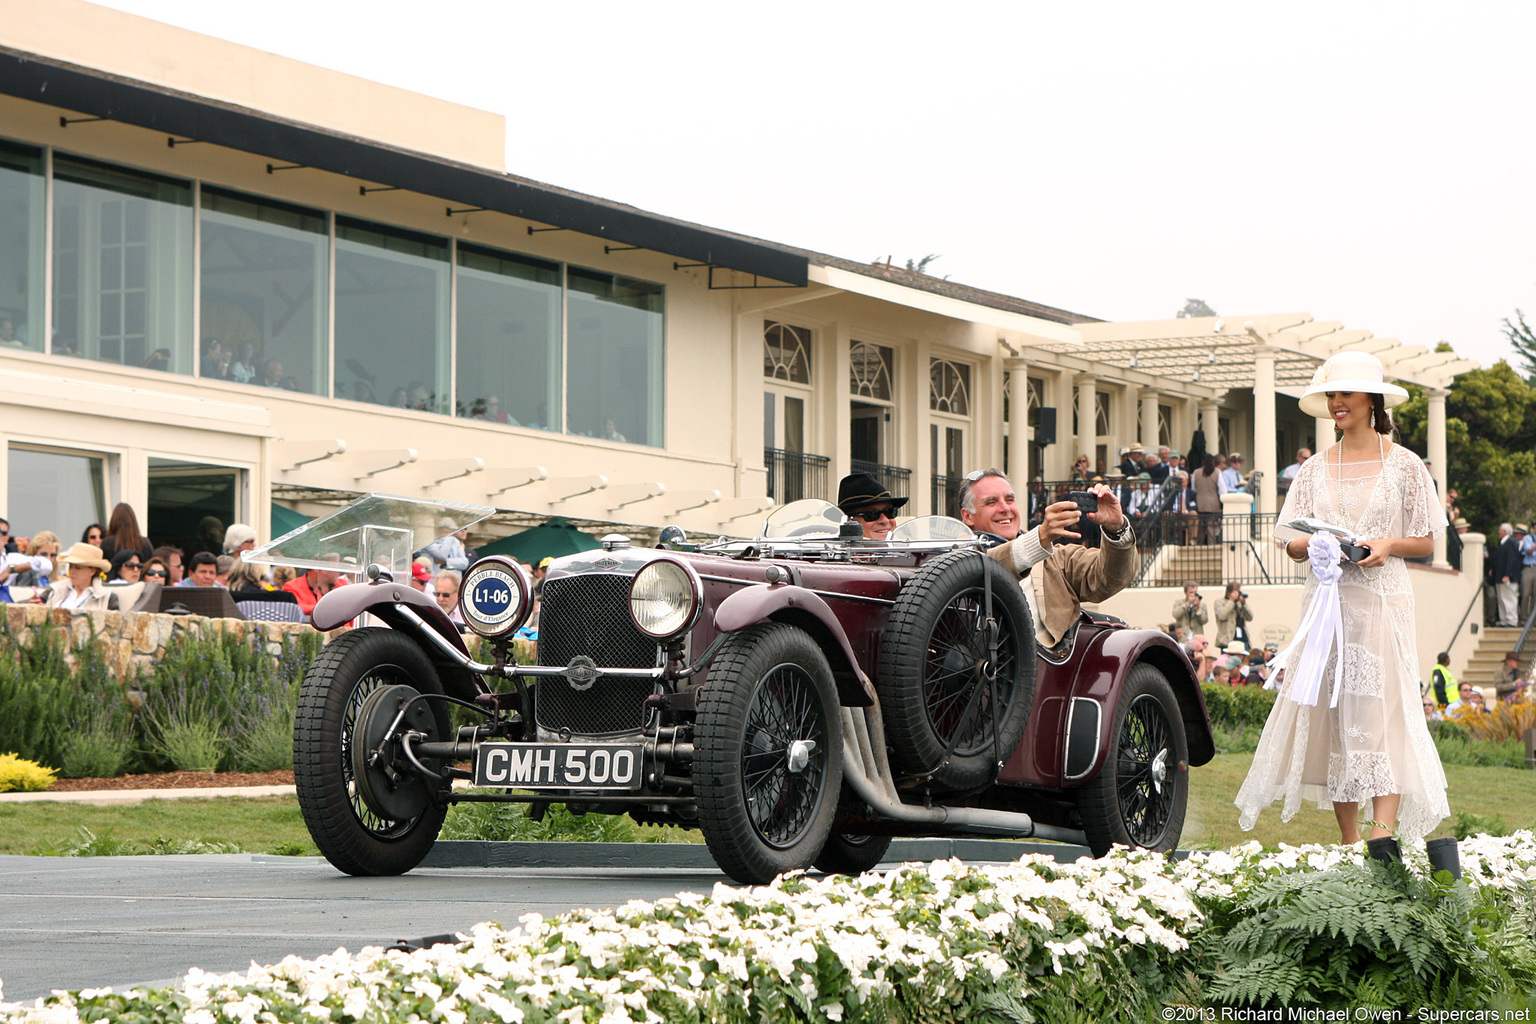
[853,507,896,522]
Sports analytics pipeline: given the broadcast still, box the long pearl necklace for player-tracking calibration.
[1337,429,1385,493]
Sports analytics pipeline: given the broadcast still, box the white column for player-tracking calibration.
[1007,358,1030,484]
[1075,374,1097,467]
[1253,345,1278,515]
[1139,388,1159,452]
[1199,400,1220,460]
[1428,388,1450,568]
[830,322,852,485]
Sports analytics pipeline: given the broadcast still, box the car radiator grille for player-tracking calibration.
[536,573,659,736]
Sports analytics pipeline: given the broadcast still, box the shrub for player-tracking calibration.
[1200,858,1527,1010]
[1447,700,1536,743]
[1201,682,1277,729]
[0,752,58,792]
[1430,720,1529,768]
[58,704,136,779]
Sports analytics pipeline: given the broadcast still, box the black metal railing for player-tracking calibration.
[764,447,830,504]
[932,474,965,518]
[1128,506,1306,588]
[850,459,912,499]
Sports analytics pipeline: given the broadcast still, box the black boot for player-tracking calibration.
[1366,836,1402,864]
[1426,836,1462,880]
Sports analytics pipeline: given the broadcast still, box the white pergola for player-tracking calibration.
[1012,313,1477,567]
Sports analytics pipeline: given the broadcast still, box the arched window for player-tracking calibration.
[764,321,812,383]
[929,359,970,415]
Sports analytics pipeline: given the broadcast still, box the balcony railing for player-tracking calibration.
[850,459,912,499]
[764,447,830,504]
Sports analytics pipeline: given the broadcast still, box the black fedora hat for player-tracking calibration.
[837,472,909,515]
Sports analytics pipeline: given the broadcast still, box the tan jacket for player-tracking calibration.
[44,579,119,613]
[1214,597,1252,648]
[989,524,1139,647]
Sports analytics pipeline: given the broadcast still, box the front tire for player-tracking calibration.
[694,623,843,884]
[294,628,450,876]
[1078,663,1188,856]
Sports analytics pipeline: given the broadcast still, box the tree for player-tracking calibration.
[1176,298,1216,319]
[1395,354,1536,530]
[1502,309,1536,378]
[905,254,941,275]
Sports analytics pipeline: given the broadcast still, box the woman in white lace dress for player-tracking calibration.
[1235,351,1449,844]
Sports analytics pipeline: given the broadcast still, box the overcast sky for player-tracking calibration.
[90,0,1536,370]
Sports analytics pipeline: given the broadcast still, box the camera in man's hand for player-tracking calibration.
[1066,490,1098,517]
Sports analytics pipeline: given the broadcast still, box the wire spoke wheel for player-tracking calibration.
[695,623,843,884]
[1079,663,1188,856]
[294,628,450,876]
[923,588,1017,757]
[741,664,828,847]
[878,549,1035,791]
[1116,694,1176,846]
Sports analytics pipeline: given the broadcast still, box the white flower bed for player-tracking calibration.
[3,833,1534,1023]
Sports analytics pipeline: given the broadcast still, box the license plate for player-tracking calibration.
[473,743,645,790]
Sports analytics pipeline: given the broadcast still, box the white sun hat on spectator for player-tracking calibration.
[1298,350,1409,419]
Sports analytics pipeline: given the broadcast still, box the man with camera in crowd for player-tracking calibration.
[957,468,1138,649]
[1171,581,1208,636]
[1215,580,1254,650]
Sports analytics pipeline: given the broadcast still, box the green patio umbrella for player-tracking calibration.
[270,502,312,538]
[474,518,601,564]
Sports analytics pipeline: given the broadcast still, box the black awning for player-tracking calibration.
[0,48,807,286]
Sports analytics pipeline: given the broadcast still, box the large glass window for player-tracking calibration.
[0,140,44,354]
[567,269,663,446]
[52,154,193,373]
[455,244,561,430]
[6,444,108,544]
[199,188,329,395]
[334,217,449,411]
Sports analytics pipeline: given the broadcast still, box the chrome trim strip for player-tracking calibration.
[1062,696,1103,782]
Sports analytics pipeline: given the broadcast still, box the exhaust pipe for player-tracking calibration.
[839,705,1087,846]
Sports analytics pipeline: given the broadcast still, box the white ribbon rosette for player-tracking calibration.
[1266,531,1346,708]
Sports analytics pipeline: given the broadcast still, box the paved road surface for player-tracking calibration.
[0,854,727,1003]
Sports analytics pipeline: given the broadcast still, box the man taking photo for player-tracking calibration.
[957,468,1138,649]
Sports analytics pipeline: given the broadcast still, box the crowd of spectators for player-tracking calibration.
[200,337,297,391]
[1032,443,1261,549]
[0,507,326,620]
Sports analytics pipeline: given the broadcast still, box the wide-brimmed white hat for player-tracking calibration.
[1298,350,1409,419]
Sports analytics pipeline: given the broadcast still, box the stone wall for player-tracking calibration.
[0,603,333,680]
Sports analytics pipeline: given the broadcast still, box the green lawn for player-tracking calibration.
[0,795,317,857]
[1185,753,1536,849]
[2,755,1531,857]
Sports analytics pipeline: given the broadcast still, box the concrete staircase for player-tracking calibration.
[1459,626,1531,693]
[1150,544,1228,587]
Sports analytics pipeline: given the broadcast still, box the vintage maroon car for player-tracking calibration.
[261,496,1212,885]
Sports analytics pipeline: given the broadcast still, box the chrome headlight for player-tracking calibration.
[458,556,532,638]
[628,557,702,640]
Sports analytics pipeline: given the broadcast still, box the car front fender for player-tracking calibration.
[310,580,481,702]
[713,584,875,706]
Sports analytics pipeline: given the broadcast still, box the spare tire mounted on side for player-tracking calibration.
[877,548,1036,791]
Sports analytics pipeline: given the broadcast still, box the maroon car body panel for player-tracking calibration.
[311,579,470,656]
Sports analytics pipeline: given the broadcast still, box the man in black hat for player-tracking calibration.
[837,471,909,540]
